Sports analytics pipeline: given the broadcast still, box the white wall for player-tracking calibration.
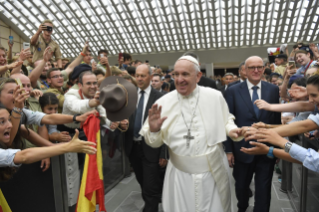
[107,44,293,73]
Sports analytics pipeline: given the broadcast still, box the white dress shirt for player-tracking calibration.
[246,79,261,101]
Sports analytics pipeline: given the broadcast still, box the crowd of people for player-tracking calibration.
[1,18,319,212]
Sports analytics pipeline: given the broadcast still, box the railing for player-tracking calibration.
[0,129,126,212]
[282,135,319,212]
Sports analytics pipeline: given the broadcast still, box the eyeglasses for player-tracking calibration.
[50,74,63,79]
[84,82,98,86]
[247,66,264,71]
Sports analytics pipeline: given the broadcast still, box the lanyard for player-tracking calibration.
[78,89,84,99]
[304,60,313,76]
[41,79,49,88]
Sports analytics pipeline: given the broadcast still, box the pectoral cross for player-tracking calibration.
[183,129,194,148]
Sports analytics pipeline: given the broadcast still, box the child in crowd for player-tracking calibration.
[39,93,71,143]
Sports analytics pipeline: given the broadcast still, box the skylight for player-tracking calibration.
[0,0,315,57]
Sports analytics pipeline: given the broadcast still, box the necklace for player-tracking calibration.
[178,87,200,148]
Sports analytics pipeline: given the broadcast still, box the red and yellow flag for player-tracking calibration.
[76,114,106,212]
[0,189,12,212]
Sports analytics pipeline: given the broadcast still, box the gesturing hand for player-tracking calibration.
[7,61,23,70]
[288,85,308,99]
[82,41,89,54]
[148,104,167,132]
[254,99,271,110]
[240,142,270,155]
[13,85,29,109]
[255,129,287,148]
[43,46,53,62]
[67,129,96,154]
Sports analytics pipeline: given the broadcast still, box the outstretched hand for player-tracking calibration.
[240,141,270,155]
[254,99,271,110]
[148,104,167,132]
[288,85,308,99]
[255,129,287,148]
[229,128,243,139]
[67,129,96,154]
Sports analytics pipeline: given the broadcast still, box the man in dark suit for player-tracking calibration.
[224,56,281,212]
[219,72,234,95]
[125,64,166,212]
[198,75,218,89]
[151,74,167,94]
[228,61,247,88]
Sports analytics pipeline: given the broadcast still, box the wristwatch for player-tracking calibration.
[73,114,80,124]
[267,146,275,159]
[284,141,293,153]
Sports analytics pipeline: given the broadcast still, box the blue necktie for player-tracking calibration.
[252,86,259,117]
[134,90,145,138]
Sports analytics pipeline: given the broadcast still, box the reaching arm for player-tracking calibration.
[240,141,301,163]
[280,74,290,99]
[63,42,89,75]
[9,86,30,146]
[274,119,318,137]
[20,125,54,147]
[30,25,46,45]
[13,130,96,165]
[29,47,52,88]
[254,100,315,112]
[41,110,95,125]
[11,48,32,75]
[0,61,23,75]
[57,59,62,69]
[7,40,13,62]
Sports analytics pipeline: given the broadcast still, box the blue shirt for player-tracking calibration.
[308,113,319,126]
[295,60,317,75]
[0,148,21,167]
[290,143,319,173]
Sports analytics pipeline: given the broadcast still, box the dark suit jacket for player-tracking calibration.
[224,81,281,163]
[125,87,165,162]
[219,85,226,95]
[160,90,168,94]
[227,80,241,88]
[198,76,217,90]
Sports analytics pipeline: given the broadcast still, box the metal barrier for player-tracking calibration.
[0,129,126,212]
[0,155,67,212]
[283,135,319,212]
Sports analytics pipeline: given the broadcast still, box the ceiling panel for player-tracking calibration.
[0,0,318,58]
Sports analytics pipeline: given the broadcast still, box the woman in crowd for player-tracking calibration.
[0,102,96,182]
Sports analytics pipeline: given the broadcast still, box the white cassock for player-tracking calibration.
[140,85,242,212]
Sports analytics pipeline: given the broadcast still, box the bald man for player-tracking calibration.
[140,56,242,212]
[124,64,166,212]
[224,56,281,212]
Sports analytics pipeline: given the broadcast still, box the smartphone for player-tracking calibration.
[288,61,296,69]
[90,58,95,64]
[100,54,104,58]
[15,78,25,94]
[9,36,13,44]
[118,53,123,60]
[23,42,30,50]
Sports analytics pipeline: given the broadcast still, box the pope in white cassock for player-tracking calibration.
[140,56,244,212]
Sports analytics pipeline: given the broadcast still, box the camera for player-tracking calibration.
[46,26,53,32]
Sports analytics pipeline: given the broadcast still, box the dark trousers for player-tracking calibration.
[129,142,162,212]
[233,155,276,212]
